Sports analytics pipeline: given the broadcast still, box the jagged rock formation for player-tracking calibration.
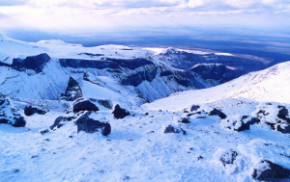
[60,77,83,101]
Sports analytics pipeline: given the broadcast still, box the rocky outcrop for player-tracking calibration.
[164,125,186,135]
[24,105,47,116]
[73,100,99,113]
[0,97,26,127]
[209,108,227,119]
[112,104,130,119]
[60,77,83,101]
[11,53,50,73]
[253,160,290,181]
[75,111,111,136]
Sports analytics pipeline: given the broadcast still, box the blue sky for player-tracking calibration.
[0,0,289,36]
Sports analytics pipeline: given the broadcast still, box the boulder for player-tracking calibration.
[60,77,83,101]
[112,104,130,119]
[75,112,111,136]
[24,105,47,116]
[50,116,76,130]
[73,100,99,113]
[179,118,190,124]
[253,160,290,181]
[0,97,26,127]
[190,105,200,112]
[164,125,180,134]
[277,107,290,124]
[209,108,227,119]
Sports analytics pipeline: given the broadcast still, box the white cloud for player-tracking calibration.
[0,0,289,32]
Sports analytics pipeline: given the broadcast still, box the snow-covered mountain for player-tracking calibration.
[0,35,273,103]
[1,35,290,182]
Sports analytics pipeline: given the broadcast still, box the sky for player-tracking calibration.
[0,0,289,36]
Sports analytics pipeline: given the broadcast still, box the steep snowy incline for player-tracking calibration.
[144,61,290,111]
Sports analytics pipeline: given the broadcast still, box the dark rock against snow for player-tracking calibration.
[11,53,50,73]
[220,115,258,132]
[164,125,186,135]
[190,105,200,112]
[0,97,26,127]
[73,100,99,113]
[209,108,227,119]
[75,111,111,136]
[277,107,290,123]
[60,77,83,101]
[50,116,76,130]
[112,104,130,119]
[24,105,47,116]
[179,118,190,124]
[164,125,180,134]
[253,160,290,181]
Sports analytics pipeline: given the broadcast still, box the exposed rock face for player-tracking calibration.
[179,118,190,123]
[60,77,83,101]
[75,111,111,136]
[120,68,158,87]
[209,108,227,119]
[112,104,130,119]
[24,105,47,116]
[73,100,99,113]
[253,160,290,181]
[0,97,26,127]
[11,53,50,73]
[50,116,76,130]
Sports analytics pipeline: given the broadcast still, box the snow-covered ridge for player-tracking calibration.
[145,61,290,111]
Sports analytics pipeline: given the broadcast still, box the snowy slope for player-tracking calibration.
[145,61,290,111]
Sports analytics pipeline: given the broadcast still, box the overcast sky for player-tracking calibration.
[0,0,289,36]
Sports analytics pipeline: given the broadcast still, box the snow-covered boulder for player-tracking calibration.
[220,115,259,132]
[252,160,290,181]
[0,97,26,127]
[252,103,290,134]
[75,111,111,136]
[50,116,76,130]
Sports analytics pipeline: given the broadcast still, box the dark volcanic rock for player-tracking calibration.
[164,125,181,134]
[179,118,190,124]
[11,53,50,73]
[112,104,130,119]
[209,108,227,119]
[277,107,290,124]
[190,105,200,112]
[60,77,83,101]
[73,100,99,113]
[50,116,76,130]
[0,97,26,127]
[277,125,290,134]
[75,112,111,136]
[120,68,158,87]
[24,105,47,116]
[253,160,290,181]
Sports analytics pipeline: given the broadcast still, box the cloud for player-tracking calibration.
[0,0,289,33]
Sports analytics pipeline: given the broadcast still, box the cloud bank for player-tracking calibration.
[0,0,289,34]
